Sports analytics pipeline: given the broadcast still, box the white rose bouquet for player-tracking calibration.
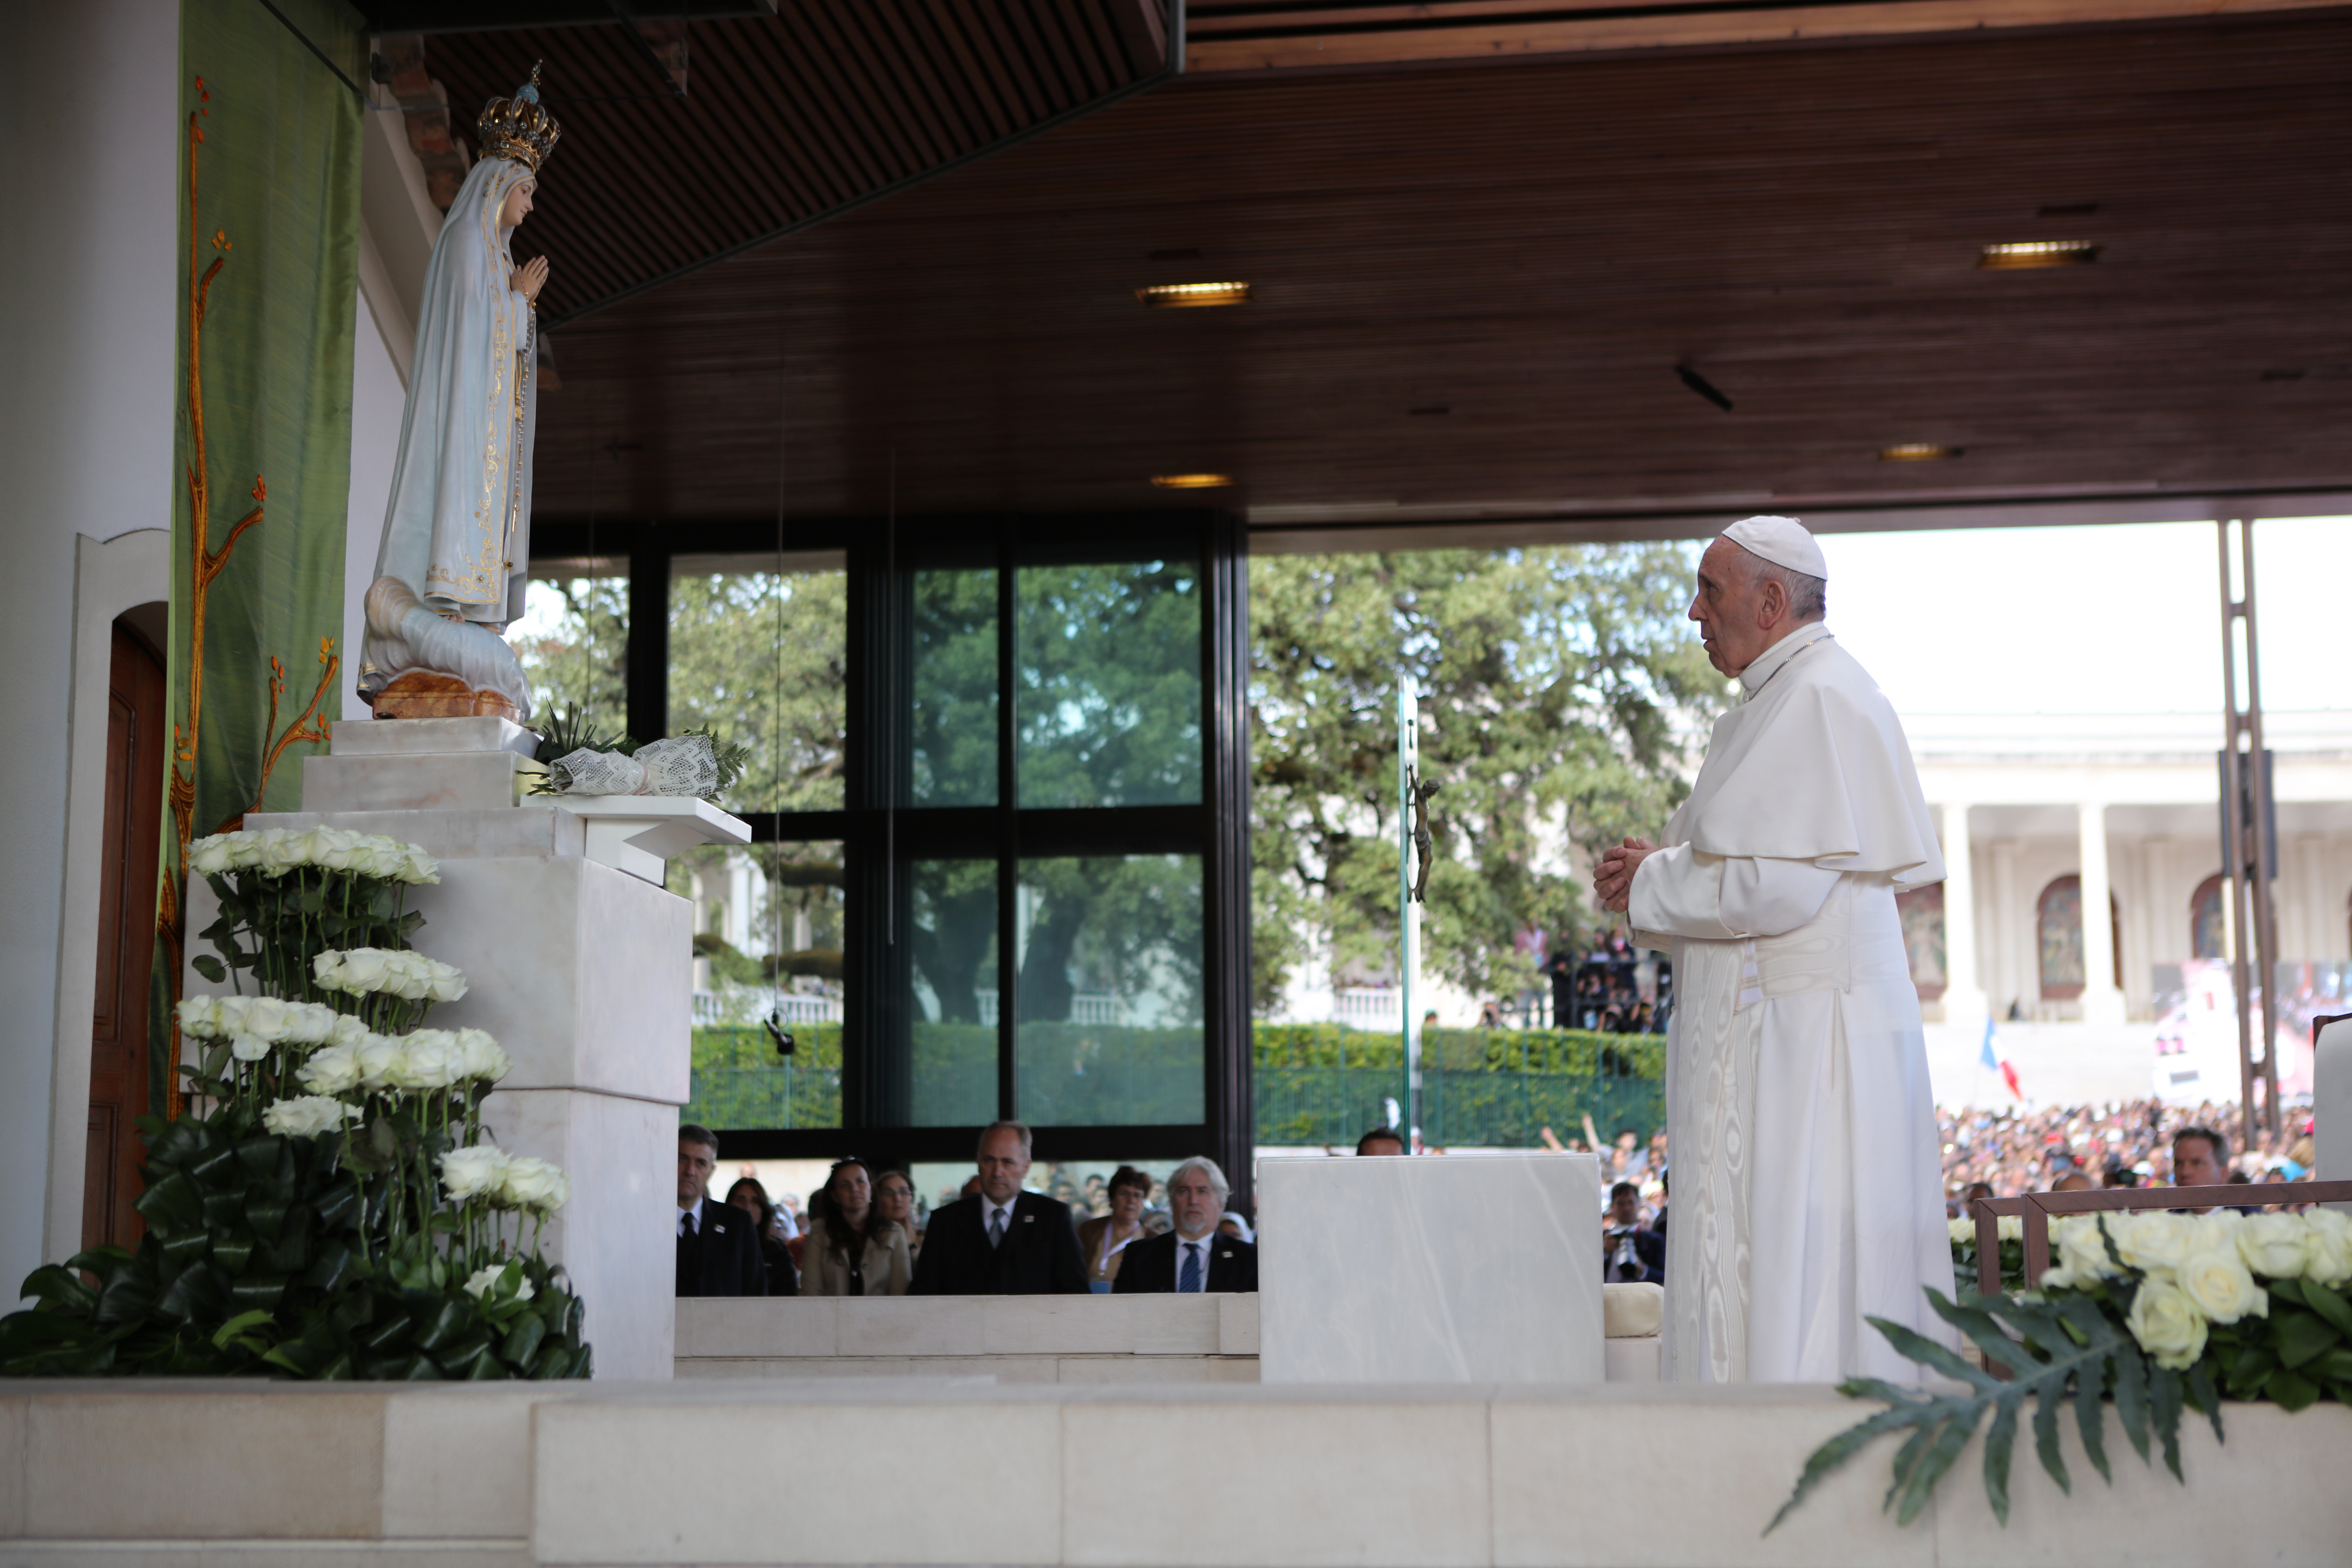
[1779,1201,2352,1537]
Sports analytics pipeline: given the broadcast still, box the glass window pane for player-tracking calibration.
[511,570,627,726]
[1017,561,1202,807]
[910,858,999,1125]
[911,568,998,805]
[1015,855,1203,1126]
[669,557,847,812]
[680,840,845,1130]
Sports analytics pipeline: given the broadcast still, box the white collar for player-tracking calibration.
[1736,620,1832,702]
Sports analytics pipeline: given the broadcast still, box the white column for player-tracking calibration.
[2078,802,2126,1025]
[1939,802,1987,1028]
[1990,840,2021,1019]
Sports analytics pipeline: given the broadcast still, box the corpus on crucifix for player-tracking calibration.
[358,66,560,722]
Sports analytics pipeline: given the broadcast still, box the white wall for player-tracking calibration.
[0,0,181,1294]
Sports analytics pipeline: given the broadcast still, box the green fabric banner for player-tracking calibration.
[161,0,363,1108]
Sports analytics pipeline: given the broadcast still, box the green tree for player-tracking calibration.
[511,576,626,726]
[668,569,847,813]
[1248,545,1721,1012]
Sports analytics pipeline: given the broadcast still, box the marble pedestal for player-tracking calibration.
[195,716,697,1378]
[1256,1152,1605,1383]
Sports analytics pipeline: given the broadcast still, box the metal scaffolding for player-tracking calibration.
[2216,519,2283,1148]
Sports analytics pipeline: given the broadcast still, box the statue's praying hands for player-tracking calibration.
[511,254,550,305]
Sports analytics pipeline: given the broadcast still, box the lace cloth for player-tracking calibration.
[550,735,720,797]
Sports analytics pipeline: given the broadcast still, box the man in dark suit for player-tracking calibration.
[908,1120,1090,1295]
[676,1123,767,1296]
[1114,1156,1258,1293]
[1602,1179,1664,1285]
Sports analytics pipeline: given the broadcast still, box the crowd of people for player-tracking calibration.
[676,1095,2323,1302]
[1938,1097,2318,1198]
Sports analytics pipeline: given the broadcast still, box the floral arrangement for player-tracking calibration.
[0,828,588,1380]
[1774,1206,2352,1532]
[528,703,752,802]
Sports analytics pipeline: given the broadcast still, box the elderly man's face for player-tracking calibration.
[677,1138,716,1207]
[1168,1166,1222,1239]
[2173,1135,2226,1187]
[977,1127,1030,1205]
[1688,538,1788,678]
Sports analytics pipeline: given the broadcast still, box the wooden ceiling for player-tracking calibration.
[480,8,2352,545]
[398,3,1171,323]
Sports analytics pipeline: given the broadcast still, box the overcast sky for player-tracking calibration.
[1818,515,2349,715]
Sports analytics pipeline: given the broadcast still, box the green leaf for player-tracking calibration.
[500,1312,547,1369]
[2072,1343,2112,1485]
[2148,1364,2186,1481]
[2108,1335,2151,1465]
[2269,1368,2321,1412]
[2226,1343,2278,1399]
[2031,1376,2070,1495]
[192,955,226,983]
[134,1171,205,1233]
[2184,1361,2224,1447]
[2298,1282,2352,1338]
[2270,1309,2342,1370]
[2305,1346,2352,1382]
[210,1309,276,1350]
[1981,1400,2020,1526]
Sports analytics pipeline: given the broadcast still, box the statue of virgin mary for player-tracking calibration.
[358,67,561,722]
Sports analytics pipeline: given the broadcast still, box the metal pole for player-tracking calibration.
[2216,521,2256,1154]
[1398,686,1421,1151]
[2240,521,2283,1136]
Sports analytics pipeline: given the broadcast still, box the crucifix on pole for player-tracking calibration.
[1397,685,1439,1150]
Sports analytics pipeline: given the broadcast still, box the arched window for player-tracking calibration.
[1896,883,1946,1000]
[2190,873,2227,961]
[2038,876,2085,999]
[2039,874,2122,999]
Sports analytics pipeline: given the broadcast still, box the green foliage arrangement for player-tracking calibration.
[1774,1208,2352,1532]
[0,828,589,1380]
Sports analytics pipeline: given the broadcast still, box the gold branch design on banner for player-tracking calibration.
[159,74,341,1117]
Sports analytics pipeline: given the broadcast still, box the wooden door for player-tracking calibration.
[86,619,165,1253]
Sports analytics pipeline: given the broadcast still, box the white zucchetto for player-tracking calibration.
[1720,515,1827,580]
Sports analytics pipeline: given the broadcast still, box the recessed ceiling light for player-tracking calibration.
[1151,473,1233,488]
[1137,282,1251,308]
[1879,443,1962,461]
[1978,241,2101,270]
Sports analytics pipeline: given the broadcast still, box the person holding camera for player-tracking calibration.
[1603,1180,1664,1285]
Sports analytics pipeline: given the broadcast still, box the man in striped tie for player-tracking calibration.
[1114,1157,1258,1294]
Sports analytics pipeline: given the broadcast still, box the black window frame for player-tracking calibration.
[534,509,1256,1194]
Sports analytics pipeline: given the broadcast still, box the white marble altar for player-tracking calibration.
[1256,1152,1605,1384]
[202,715,699,1379]
[553,794,749,884]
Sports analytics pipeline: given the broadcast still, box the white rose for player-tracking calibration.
[391,1030,460,1090]
[208,996,251,1037]
[2052,1215,2125,1282]
[2236,1213,2308,1280]
[1997,1214,2023,1242]
[187,835,235,877]
[426,964,468,1004]
[224,831,265,871]
[175,997,223,1038]
[452,1028,511,1084]
[228,1033,272,1063]
[1949,1217,1975,1246]
[262,1094,354,1138]
[2126,1279,2210,1370]
[297,1041,364,1096]
[439,1144,511,1202]
[257,830,308,876]
[328,1012,370,1049]
[498,1155,569,1212]
[338,949,395,992]
[2302,1211,2352,1288]
[355,1034,405,1093]
[396,844,440,885]
[385,952,432,1001]
[2176,1247,2268,1324]
[291,826,336,867]
[462,1262,534,1303]
[240,998,293,1043]
[287,1001,343,1045]
[2111,1211,2202,1278]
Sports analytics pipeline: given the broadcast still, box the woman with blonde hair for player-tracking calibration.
[801,1158,912,1296]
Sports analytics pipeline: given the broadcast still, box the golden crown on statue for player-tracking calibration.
[478,62,560,173]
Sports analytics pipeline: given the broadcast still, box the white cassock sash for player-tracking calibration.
[1630,621,1956,1383]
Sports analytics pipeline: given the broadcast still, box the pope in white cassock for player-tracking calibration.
[1593,516,1955,1384]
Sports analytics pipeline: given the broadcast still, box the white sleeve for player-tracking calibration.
[1627,844,1737,942]
[1629,846,1842,940]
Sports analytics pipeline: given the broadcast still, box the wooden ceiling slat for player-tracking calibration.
[838,3,965,167]
[913,0,1023,143]
[795,6,935,181]
[868,2,991,156]
[501,14,2352,528]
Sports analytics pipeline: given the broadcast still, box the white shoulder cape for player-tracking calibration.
[1663,630,1943,887]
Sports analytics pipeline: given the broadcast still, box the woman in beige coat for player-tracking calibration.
[801,1158,912,1297]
